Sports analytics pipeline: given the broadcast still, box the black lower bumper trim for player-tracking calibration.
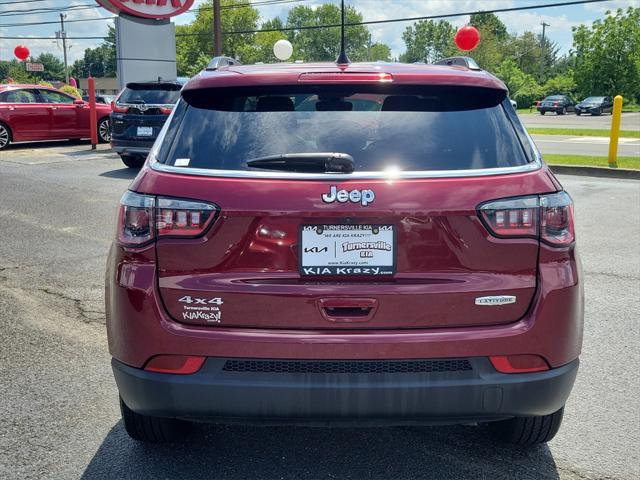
[113,357,578,425]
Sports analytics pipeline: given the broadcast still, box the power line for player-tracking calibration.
[0,16,114,27]
[222,0,611,35]
[0,5,99,17]
[0,0,611,34]
[0,0,304,13]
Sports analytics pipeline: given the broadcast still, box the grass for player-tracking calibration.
[527,127,640,138]
[544,154,640,170]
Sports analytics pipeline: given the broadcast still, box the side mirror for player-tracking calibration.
[74,99,85,105]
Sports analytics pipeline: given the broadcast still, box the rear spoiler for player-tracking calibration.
[206,56,241,71]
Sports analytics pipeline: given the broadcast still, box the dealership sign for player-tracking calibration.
[26,62,44,72]
[96,0,194,19]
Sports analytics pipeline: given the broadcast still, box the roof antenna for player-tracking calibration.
[335,0,350,64]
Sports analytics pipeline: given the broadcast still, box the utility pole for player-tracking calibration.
[59,13,69,84]
[213,0,222,56]
[540,21,549,83]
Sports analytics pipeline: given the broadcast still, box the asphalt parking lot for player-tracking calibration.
[520,111,640,132]
[0,143,638,480]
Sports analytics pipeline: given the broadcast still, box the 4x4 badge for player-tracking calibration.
[322,185,375,206]
[475,295,516,306]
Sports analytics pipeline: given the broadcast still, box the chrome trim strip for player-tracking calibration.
[149,155,542,180]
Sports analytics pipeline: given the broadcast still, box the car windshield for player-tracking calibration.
[119,84,181,105]
[583,97,604,102]
[158,86,532,172]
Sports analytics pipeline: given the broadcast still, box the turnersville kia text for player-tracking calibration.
[106,56,583,446]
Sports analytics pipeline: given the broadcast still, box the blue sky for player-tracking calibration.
[0,0,636,65]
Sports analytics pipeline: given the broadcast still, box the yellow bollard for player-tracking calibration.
[608,95,623,168]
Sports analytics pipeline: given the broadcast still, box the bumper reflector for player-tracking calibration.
[489,355,550,374]
[144,355,205,375]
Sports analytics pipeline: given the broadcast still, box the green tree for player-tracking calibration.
[466,13,509,71]
[506,31,560,81]
[176,0,259,76]
[494,58,544,108]
[285,4,370,61]
[31,53,65,82]
[400,19,455,63]
[369,42,391,62]
[0,60,36,83]
[235,17,288,64]
[70,25,116,78]
[543,72,577,98]
[572,7,640,102]
[469,12,508,41]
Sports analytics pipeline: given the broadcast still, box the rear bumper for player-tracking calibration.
[110,138,154,156]
[113,357,578,425]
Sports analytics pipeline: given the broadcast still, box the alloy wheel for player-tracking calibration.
[99,119,111,142]
[0,124,10,149]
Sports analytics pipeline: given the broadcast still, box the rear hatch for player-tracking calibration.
[111,81,182,141]
[145,82,555,330]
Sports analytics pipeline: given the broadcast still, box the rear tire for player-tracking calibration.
[488,407,564,447]
[576,111,581,116]
[98,117,111,143]
[120,154,145,169]
[0,122,12,150]
[120,397,190,443]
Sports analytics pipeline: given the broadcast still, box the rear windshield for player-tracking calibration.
[119,83,181,105]
[158,86,532,172]
[544,96,565,101]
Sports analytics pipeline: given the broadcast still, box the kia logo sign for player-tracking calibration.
[96,0,194,19]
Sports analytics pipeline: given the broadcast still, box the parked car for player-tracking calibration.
[82,94,115,105]
[0,84,112,150]
[110,80,183,168]
[575,96,613,116]
[106,58,582,447]
[537,95,575,115]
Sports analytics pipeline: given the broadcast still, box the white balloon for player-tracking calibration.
[273,39,293,61]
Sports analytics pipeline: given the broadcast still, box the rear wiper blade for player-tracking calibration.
[246,153,354,174]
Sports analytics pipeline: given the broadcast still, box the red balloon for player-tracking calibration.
[455,26,480,51]
[14,45,30,61]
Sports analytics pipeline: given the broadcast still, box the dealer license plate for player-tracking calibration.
[137,126,153,136]
[300,224,395,276]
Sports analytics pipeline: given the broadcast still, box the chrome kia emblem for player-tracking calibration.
[475,295,516,306]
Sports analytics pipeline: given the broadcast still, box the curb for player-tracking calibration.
[549,164,640,180]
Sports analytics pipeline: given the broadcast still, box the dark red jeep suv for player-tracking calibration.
[106,58,582,446]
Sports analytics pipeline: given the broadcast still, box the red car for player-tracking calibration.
[0,84,112,149]
[106,58,582,446]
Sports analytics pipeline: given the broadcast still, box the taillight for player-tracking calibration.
[479,192,574,246]
[118,191,154,246]
[479,196,538,238]
[553,101,559,106]
[156,197,217,237]
[298,72,393,83]
[117,192,218,246]
[112,103,129,113]
[159,106,173,115]
[540,191,574,245]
